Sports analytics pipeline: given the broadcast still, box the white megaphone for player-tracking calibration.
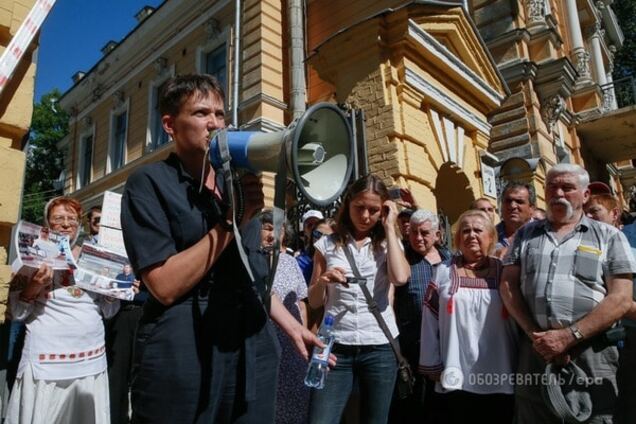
[208,102,354,206]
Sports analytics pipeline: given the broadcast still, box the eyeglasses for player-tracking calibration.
[50,215,79,226]
[312,230,326,241]
[91,217,100,224]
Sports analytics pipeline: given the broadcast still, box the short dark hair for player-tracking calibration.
[501,181,537,206]
[87,205,102,220]
[159,74,225,116]
[257,210,294,245]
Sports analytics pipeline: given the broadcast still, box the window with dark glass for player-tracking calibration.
[205,44,227,93]
[80,134,93,187]
[111,111,127,170]
[150,80,169,150]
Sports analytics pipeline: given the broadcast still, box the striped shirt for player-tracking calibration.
[503,216,636,330]
[394,246,450,344]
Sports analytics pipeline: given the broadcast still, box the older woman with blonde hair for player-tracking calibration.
[419,209,517,424]
[6,196,119,424]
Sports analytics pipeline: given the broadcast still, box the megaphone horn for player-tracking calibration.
[208,102,354,206]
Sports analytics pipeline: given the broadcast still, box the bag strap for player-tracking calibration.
[342,245,410,368]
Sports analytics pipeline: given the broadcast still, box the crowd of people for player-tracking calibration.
[2,73,636,424]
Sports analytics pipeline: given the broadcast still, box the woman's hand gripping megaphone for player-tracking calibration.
[207,128,264,230]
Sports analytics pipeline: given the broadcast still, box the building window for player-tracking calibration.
[146,65,174,153]
[196,29,229,102]
[205,44,227,92]
[148,81,169,151]
[108,101,129,172]
[78,133,93,188]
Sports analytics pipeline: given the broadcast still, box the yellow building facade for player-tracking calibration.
[0,0,37,319]
[471,0,636,207]
[307,1,507,223]
[59,0,288,207]
[59,0,507,230]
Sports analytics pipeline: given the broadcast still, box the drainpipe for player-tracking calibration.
[232,0,241,127]
[289,0,306,119]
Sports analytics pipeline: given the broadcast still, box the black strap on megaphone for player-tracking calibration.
[216,130,256,286]
[215,129,289,311]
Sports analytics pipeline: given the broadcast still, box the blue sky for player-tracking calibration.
[35,0,164,101]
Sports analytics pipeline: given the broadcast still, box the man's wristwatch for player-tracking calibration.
[569,324,584,341]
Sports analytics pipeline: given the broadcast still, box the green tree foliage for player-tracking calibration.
[21,89,68,224]
[612,0,636,79]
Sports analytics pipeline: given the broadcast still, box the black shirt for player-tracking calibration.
[121,153,268,326]
[120,153,278,422]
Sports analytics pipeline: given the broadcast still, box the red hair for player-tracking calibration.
[44,196,83,225]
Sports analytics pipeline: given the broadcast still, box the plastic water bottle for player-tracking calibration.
[304,314,335,389]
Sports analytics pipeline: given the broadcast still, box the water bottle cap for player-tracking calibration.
[324,314,334,326]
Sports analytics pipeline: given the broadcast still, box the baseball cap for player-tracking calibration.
[588,181,611,195]
[302,210,324,226]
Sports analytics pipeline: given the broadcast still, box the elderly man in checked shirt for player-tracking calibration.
[391,209,450,423]
[499,163,636,424]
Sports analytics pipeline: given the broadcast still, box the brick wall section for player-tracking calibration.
[352,67,400,184]
[241,0,285,125]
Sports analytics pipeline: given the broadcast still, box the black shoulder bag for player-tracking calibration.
[342,245,415,399]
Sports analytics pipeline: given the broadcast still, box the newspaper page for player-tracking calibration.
[11,221,77,291]
[74,243,135,301]
[98,190,126,254]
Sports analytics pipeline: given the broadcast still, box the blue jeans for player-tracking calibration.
[309,343,397,424]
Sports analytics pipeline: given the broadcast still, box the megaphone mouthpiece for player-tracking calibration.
[297,143,326,166]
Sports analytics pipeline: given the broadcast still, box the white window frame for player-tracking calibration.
[196,27,230,107]
[107,98,130,173]
[145,65,175,152]
[77,124,96,190]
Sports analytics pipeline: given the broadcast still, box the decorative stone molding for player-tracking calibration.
[113,90,125,108]
[602,86,615,112]
[608,45,617,73]
[573,49,591,80]
[526,0,547,27]
[153,57,169,74]
[83,116,93,128]
[92,84,104,102]
[541,95,566,133]
[587,21,605,40]
[535,57,577,101]
[205,18,221,40]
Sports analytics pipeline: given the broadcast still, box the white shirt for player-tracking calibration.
[10,286,119,381]
[314,234,399,345]
[419,261,518,395]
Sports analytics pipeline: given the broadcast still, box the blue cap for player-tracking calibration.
[324,314,334,326]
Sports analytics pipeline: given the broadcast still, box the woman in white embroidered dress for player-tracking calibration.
[6,197,119,424]
[419,209,517,424]
[307,174,410,424]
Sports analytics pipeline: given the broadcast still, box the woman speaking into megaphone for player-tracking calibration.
[121,74,331,424]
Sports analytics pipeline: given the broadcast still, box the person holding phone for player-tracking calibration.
[307,174,410,424]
